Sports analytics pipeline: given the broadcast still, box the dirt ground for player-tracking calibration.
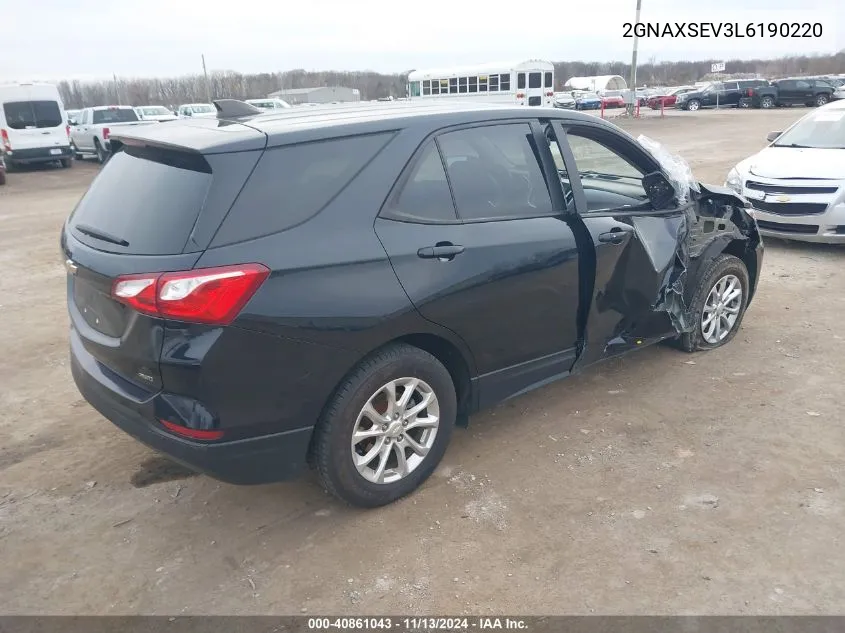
[2,107,845,616]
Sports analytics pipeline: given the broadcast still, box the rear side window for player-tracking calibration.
[437,123,553,221]
[68,147,212,255]
[384,143,457,222]
[3,100,62,129]
[213,132,394,245]
[92,109,138,124]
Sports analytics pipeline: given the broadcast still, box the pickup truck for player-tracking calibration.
[70,106,156,163]
[746,78,835,109]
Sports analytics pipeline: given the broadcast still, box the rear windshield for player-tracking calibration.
[140,107,170,116]
[3,100,62,129]
[68,147,212,255]
[93,108,139,124]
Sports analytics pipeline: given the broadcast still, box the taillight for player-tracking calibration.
[1,129,10,151]
[102,127,110,140]
[545,91,554,97]
[66,125,71,138]
[111,263,270,325]
[516,92,526,99]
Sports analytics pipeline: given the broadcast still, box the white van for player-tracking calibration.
[0,82,73,168]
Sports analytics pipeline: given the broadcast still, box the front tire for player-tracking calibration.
[679,254,750,352]
[760,96,775,109]
[686,99,701,111]
[816,94,829,107]
[313,344,456,508]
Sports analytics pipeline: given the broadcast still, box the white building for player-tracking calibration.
[563,75,627,94]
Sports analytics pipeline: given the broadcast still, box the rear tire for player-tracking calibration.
[686,99,701,111]
[61,158,72,168]
[815,94,829,107]
[313,343,456,508]
[94,139,106,164]
[678,254,750,353]
[760,96,775,109]
[70,141,83,160]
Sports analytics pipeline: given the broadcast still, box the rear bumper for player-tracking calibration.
[69,329,314,485]
[5,145,72,164]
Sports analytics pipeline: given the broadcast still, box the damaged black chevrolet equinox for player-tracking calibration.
[62,100,762,507]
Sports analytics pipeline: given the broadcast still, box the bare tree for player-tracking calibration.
[57,53,845,108]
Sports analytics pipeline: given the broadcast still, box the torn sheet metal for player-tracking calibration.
[637,134,700,204]
[572,164,761,370]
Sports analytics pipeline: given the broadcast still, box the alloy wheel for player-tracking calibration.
[351,377,440,484]
[701,274,743,344]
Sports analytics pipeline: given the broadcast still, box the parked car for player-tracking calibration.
[725,99,845,242]
[135,105,178,122]
[676,79,768,111]
[176,103,217,118]
[0,82,73,169]
[552,92,576,109]
[0,152,6,185]
[574,91,601,110]
[601,91,626,108]
[63,100,762,507]
[833,85,845,101]
[245,98,292,111]
[747,78,835,109]
[70,105,153,163]
[647,86,695,109]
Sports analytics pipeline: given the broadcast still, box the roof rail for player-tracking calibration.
[213,99,262,118]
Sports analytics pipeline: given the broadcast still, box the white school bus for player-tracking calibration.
[406,60,555,107]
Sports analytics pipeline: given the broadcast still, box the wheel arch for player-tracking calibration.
[307,331,477,465]
[722,238,759,304]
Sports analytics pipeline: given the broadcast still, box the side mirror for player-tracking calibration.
[766,131,781,143]
[642,171,677,210]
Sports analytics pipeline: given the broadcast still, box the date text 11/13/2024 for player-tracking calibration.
[622,22,823,38]
[307,617,528,630]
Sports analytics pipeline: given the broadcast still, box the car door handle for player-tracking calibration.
[598,229,628,244]
[417,244,465,260]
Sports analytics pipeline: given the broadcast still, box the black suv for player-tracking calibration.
[675,79,768,110]
[63,101,762,507]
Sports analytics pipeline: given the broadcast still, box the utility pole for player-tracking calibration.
[202,54,212,102]
[628,0,642,116]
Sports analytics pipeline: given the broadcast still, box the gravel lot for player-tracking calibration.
[2,107,845,616]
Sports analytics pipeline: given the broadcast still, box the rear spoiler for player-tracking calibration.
[213,99,262,119]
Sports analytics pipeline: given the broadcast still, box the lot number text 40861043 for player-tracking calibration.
[622,22,823,38]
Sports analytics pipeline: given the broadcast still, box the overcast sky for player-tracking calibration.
[3,0,842,82]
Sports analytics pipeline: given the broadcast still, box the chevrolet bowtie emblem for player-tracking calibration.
[65,258,78,275]
[775,195,791,203]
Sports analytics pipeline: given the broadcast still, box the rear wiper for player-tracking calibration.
[74,224,130,247]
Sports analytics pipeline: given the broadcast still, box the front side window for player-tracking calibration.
[409,81,421,97]
[385,143,457,222]
[437,123,553,221]
[564,132,648,212]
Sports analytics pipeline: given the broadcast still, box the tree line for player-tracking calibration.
[57,52,845,109]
